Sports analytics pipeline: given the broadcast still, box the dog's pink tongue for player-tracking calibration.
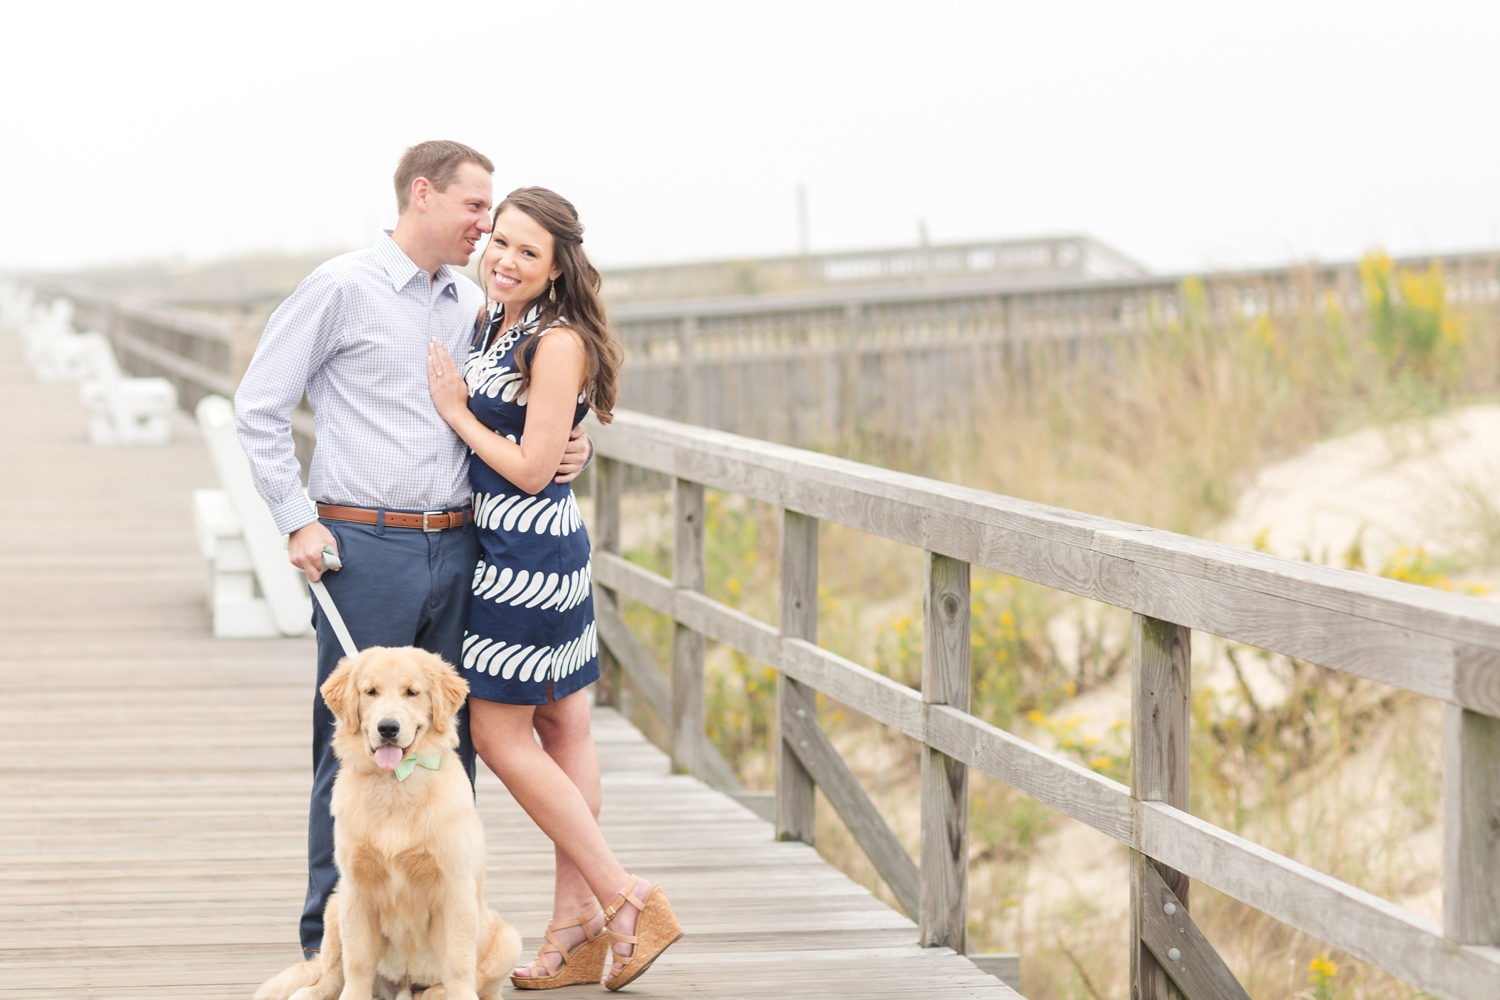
[374,745,404,770]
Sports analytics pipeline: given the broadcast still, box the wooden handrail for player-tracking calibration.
[591,410,1500,712]
[589,408,1500,999]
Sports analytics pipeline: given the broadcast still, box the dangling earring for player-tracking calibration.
[548,280,557,303]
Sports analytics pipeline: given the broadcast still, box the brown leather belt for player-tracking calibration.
[316,503,471,532]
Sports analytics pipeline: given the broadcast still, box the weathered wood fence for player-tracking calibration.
[585,409,1500,999]
[31,249,1500,452]
[608,251,1500,443]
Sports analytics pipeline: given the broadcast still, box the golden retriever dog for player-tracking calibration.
[256,647,521,1000]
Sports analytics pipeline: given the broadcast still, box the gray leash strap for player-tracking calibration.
[308,546,358,658]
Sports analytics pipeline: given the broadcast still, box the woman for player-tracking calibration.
[426,187,680,991]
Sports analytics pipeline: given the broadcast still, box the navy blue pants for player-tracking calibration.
[301,515,479,957]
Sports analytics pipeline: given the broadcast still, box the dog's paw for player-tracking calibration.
[414,987,479,1000]
[254,960,322,1000]
[288,986,341,1000]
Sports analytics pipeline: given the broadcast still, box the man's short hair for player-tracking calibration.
[393,141,495,213]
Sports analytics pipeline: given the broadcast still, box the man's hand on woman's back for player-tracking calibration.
[555,425,592,484]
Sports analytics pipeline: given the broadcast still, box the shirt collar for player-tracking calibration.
[376,230,457,298]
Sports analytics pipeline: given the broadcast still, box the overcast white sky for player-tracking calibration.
[3,1,1498,275]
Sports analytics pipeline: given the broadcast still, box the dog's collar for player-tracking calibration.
[394,750,442,781]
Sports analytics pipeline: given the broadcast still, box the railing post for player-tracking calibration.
[670,478,705,775]
[920,552,970,951]
[678,315,698,425]
[591,456,623,708]
[839,301,861,441]
[776,509,818,844]
[1130,614,1191,1000]
[1443,704,1500,944]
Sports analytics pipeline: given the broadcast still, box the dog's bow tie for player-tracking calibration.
[395,751,442,781]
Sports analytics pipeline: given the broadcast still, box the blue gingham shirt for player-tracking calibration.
[235,232,486,534]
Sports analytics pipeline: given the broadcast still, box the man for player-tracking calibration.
[235,140,591,960]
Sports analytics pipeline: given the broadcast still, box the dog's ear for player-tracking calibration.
[427,655,469,733]
[320,656,362,731]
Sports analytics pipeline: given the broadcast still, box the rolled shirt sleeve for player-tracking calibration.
[234,270,343,535]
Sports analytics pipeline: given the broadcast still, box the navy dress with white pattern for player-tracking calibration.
[459,303,597,705]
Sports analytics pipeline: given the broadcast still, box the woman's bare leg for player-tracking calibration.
[470,693,648,977]
[513,692,604,976]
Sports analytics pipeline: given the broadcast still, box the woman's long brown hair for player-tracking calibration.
[495,187,622,423]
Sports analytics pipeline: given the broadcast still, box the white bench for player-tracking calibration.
[77,336,178,446]
[0,282,35,336]
[21,298,81,378]
[192,488,282,638]
[8,291,178,446]
[193,395,311,638]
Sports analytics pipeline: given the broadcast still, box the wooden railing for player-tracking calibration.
[24,249,1500,451]
[586,409,1500,999]
[607,250,1500,442]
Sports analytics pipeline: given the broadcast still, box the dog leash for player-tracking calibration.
[307,546,358,657]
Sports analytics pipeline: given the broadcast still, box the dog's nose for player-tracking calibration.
[377,718,401,741]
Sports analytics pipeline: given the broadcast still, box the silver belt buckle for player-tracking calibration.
[422,511,443,532]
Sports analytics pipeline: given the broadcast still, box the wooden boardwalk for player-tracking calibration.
[0,333,1018,998]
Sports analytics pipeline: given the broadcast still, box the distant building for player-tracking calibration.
[600,235,1148,304]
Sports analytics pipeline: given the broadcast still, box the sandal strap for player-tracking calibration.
[601,875,646,923]
[521,935,566,976]
[541,930,570,961]
[610,933,638,966]
[524,903,607,977]
[548,901,605,940]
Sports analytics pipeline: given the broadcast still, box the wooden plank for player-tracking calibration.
[925,705,1133,844]
[589,410,1500,711]
[671,478,707,776]
[1093,526,1500,662]
[1139,801,1500,1000]
[780,679,920,918]
[920,553,969,952]
[1444,705,1500,944]
[593,551,927,740]
[1137,863,1251,1000]
[678,315,699,425]
[777,510,818,845]
[592,455,623,707]
[1129,562,1472,713]
[1131,615,1191,808]
[781,639,926,741]
[1131,614,1192,1000]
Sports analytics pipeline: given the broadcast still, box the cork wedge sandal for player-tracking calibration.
[602,876,684,992]
[510,902,610,990]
